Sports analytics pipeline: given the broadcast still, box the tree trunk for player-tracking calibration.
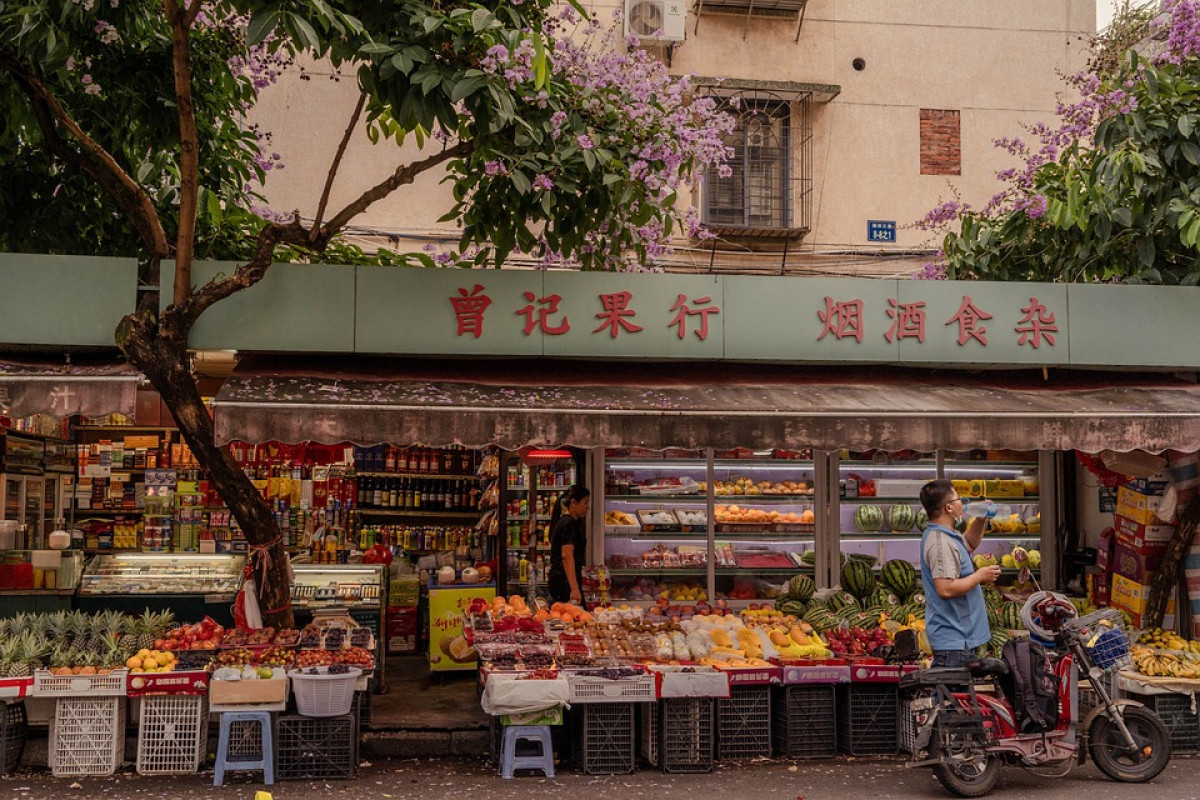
[1146,494,1200,628]
[120,316,294,629]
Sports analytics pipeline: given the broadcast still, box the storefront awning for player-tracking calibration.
[211,357,1200,453]
[0,359,140,419]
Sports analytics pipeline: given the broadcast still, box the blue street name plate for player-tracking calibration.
[868,220,897,243]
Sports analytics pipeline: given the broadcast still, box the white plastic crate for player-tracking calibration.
[35,669,128,697]
[136,695,206,775]
[569,674,656,704]
[49,697,126,777]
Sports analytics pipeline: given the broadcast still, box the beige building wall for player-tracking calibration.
[249,1,1095,277]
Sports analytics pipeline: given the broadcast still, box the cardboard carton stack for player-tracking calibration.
[1109,477,1177,629]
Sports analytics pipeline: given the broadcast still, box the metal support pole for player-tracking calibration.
[706,447,716,603]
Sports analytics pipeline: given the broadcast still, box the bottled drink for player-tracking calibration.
[963,499,1012,520]
[385,447,397,473]
[372,478,384,508]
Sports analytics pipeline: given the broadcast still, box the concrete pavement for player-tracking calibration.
[5,755,1200,800]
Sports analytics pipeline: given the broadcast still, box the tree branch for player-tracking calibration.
[310,92,367,245]
[183,0,204,28]
[165,0,201,306]
[314,140,474,246]
[0,49,170,260]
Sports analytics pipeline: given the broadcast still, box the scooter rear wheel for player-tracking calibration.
[1088,704,1171,783]
[933,742,1000,797]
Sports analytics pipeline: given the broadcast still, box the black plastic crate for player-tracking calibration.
[353,691,373,731]
[276,713,358,781]
[1127,692,1200,754]
[717,685,771,760]
[661,698,714,773]
[772,685,837,758]
[1,701,27,775]
[837,684,898,755]
[576,703,635,774]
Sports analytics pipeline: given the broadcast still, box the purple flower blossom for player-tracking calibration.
[484,160,509,177]
[532,173,554,191]
[576,134,594,150]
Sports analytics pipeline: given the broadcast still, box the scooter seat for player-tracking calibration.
[968,657,1010,678]
[900,666,972,688]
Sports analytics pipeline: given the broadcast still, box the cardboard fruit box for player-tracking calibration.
[1114,514,1175,549]
[1111,537,1167,585]
[1115,486,1171,526]
[208,672,288,705]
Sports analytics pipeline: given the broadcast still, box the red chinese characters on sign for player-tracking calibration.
[817,297,864,343]
[516,292,570,336]
[593,291,644,338]
[668,295,721,341]
[946,295,994,346]
[884,298,926,343]
[1015,297,1058,349]
[449,284,491,339]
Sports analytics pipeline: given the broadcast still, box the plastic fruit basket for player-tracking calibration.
[289,667,362,717]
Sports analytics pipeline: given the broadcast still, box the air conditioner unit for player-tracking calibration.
[624,0,686,42]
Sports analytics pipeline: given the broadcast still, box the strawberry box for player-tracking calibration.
[1114,514,1176,548]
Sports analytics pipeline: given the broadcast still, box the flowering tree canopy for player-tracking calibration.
[0,0,730,626]
[919,0,1200,285]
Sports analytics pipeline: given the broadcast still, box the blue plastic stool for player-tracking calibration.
[500,725,555,778]
[213,711,274,786]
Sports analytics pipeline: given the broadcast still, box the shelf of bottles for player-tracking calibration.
[500,458,578,592]
[602,449,818,606]
[835,451,1042,581]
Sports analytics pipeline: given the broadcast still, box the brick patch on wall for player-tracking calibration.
[920,109,961,175]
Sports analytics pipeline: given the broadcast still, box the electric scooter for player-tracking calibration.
[901,594,1171,797]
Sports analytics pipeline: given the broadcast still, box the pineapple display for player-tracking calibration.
[124,609,175,652]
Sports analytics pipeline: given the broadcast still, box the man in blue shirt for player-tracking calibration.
[919,479,1002,668]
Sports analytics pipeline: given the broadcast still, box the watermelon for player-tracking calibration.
[787,573,816,603]
[847,552,878,567]
[887,504,917,532]
[910,592,926,606]
[1000,602,1023,630]
[916,509,929,531]
[869,587,899,608]
[803,608,839,632]
[841,559,876,599]
[776,599,807,617]
[847,610,877,629]
[986,604,1001,630]
[853,505,884,532]
[799,550,818,566]
[826,591,860,613]
[880,559,918,598]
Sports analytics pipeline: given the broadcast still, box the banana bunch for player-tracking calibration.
[1132,646,1200,678]
[1138,628,1194,652]
[604,510,637,526]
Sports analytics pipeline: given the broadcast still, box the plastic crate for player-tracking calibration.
[354,690,372,730]
[34,669,128,697]
[568,674,657,704]
[49,696,126,777]
[575,702,635,774]
[898,696,921,754]
[837,683,898,755]
[639,701,659,767]
[276,713,358,780]
[1126,692,1200,754]
[772,684,837,758]
[136,694,206,775]
[224,714,266,761]
[1,701,28,775]
[717,685,771,760]
[660,698,715,773]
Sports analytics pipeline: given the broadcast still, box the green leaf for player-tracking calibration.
[470,8,494,31]
[1182,141,1200,166]
[359,42,395,56]
[582,148,596,171]
[246,10,281,46]
[510,169,531,194]
[1138,235,1156,268]
[450,75,485,103]
[1113,207,1133,227]
[288,13,321,51]
[532,33,547,91]
[1179,115,1195,138]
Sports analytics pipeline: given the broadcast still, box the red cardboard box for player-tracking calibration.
[1096,527,1116,572]
[1114,514,1176,548]
[1112,537,1167,584]
[387,607,418,654]
[1086,572,1111,607]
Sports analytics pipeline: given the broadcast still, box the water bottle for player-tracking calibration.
[962,499,1012,520]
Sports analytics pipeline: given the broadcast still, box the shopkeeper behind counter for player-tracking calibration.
[548,485,590,604]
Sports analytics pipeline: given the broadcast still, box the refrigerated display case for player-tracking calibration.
[0,431,70,550]
[497,449,584,600]
[0,549,84,615]
[77,552,245,625]
[291,562,388,689]
[603,451,817,606]
[834,454,1043,581]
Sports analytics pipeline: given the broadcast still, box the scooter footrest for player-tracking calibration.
[900,668,972,688]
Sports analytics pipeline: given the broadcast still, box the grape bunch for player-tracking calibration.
[175,651,213,670]
[350,628,373,648]
[327,664,351,675]
[323,627,346,650]
[298,625,322,649]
